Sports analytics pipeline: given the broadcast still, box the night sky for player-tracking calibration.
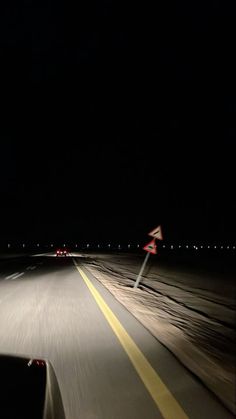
[1,1,235,244]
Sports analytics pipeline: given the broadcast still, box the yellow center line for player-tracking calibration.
[73,260,189,419]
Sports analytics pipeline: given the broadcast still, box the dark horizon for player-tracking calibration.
[1,2,235,244]
[1,139,235,243]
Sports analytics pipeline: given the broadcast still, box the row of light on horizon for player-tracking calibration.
[163,245,235,250]
[7,243,236,250]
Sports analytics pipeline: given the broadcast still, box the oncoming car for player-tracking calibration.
[56,249,69,257]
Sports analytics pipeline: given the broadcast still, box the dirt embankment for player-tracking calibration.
[82,253,236,415]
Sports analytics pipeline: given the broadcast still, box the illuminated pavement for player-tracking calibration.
[0,253,234,419]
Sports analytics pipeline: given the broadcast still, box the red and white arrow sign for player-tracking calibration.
[143,239,157,254]
[148,225,163,240]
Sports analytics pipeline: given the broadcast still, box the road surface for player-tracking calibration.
[0,253,234,419]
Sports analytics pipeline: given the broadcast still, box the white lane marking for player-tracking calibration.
[26,265,37,270]
[70,253,83,257]
[32,253,46,256]
[5,272,19,280]
[10,272,24,280]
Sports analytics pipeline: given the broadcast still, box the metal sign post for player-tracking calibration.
[134,225,163,289]
[134,251,150,288]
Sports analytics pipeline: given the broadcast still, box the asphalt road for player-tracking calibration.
[0,253,234,419]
